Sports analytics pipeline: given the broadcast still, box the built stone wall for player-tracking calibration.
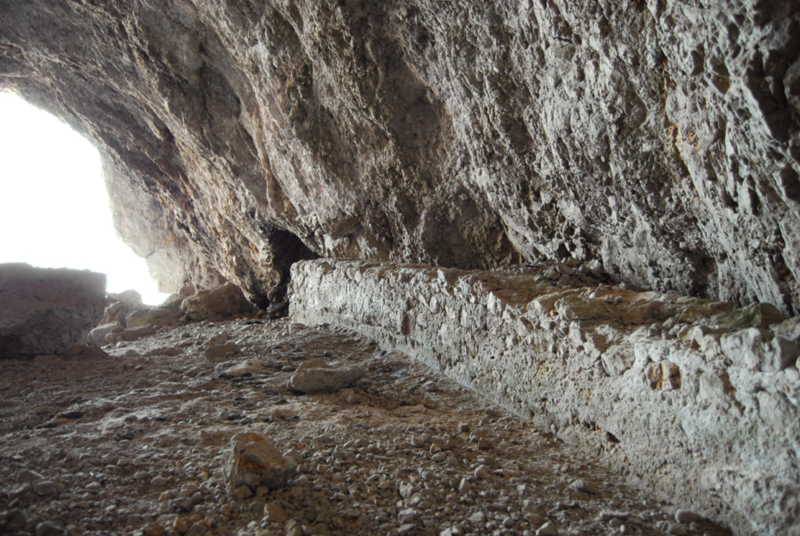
[0,264,106,358]
[291,259,800,536]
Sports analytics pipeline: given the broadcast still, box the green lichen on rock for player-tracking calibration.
[677,299,735,324]
[710,303,786,330]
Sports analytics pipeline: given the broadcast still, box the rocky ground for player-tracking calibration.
[0,319,730,536]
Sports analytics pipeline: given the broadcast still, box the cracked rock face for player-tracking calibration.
[1,1,800,312]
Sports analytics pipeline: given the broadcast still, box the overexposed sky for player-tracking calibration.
[0,92,169,305]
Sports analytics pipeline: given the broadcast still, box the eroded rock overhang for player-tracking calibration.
[290,259,800,536]
[1,1,800,313]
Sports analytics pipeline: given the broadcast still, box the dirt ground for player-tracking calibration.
[0,318,730,536]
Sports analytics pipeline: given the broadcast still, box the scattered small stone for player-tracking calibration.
[411,435,429,448]
[399,483,416,499]
[34,480,58,496]
[535,521,558,535]
[234,485,252,500]
[397,508,418,523]
[398,523,416,534]
[18,469,45,483]
[468,511,485,524]
[569,478,596,494]
[675,509,702,523]
[36,521,66,536]
[263,501,287,523]
[474,465,490,479]
[599,510,630,521]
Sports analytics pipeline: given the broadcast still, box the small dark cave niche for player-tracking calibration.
[252,227,319,311]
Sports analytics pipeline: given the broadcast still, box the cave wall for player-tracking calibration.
[1,0,800,311]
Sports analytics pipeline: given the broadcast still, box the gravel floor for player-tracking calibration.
[0,318,731,536]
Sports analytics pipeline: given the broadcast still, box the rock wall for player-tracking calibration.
[290,259,800,536]
[1,1,800,312]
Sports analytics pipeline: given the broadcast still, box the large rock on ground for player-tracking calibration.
[290,358,367,394]
[181,283,259,321]
[0,264,106,359]
[223,432,297,494]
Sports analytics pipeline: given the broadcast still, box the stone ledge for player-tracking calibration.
[290,259,800,536]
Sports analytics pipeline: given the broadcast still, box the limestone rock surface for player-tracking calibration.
[0,264,106,359]
[181,283,259,321]
[290,259,800,536]
[1,1,799,313]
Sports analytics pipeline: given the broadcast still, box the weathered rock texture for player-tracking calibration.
[223,432,297,493]
[291,259,800,536]
[289,358,367,394]
[180,282,259,321]
[2,1,800,313]
[0,264,106,359]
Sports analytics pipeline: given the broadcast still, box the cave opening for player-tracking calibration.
[0,92,168,304]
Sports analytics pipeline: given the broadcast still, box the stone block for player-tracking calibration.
[0,264,106,359]
[181,283,258,321]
